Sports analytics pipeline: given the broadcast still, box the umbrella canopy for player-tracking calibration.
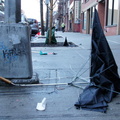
[75,9,120,113]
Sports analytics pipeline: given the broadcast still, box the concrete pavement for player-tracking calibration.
[0,31,120,120]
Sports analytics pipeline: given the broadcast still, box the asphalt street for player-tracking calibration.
[0,31,120,120]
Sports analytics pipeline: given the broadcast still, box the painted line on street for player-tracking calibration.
[108,40,120,44]
[75,51,86,60]
[79,45,85,49]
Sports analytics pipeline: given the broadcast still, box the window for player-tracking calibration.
[90,7,94,28]
[81,0,84,4]
[83,11,87,29]
[107,0,118,26]
[90,5,98,28]
[85,0,89,3]
[113,0,118,25]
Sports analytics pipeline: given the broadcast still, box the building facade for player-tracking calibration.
[81,0,120,36]
[65,0,81,32]
[56,0,81,32]
[56,0,120,36]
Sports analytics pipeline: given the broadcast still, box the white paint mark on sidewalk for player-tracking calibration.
[108,40,120,44]
[75,51,86,60]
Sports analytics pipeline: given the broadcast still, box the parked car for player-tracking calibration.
[0,0,4,12]
[0,12,32,38]
[0,10,4,21]
[38,22,41,30]
[21,13,32,38]
[27,18,39,36]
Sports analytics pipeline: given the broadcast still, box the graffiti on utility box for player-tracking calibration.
[3,47,26,59]
[0,41,27,62]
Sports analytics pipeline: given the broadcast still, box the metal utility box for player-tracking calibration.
[0,23,33,78]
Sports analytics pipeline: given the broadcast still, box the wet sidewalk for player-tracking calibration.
[0,32,120,120]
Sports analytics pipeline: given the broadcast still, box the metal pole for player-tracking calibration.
[117,0,120,34]
[5,0,21,23]
[40,0,45,35]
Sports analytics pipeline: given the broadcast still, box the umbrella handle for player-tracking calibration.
[0,77,12,84]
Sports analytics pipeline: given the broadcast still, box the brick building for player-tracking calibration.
[81,0,120,36]
[57,0,81,32]
[67,0,80,32]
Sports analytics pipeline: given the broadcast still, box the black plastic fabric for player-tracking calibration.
[75,9,120,113]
